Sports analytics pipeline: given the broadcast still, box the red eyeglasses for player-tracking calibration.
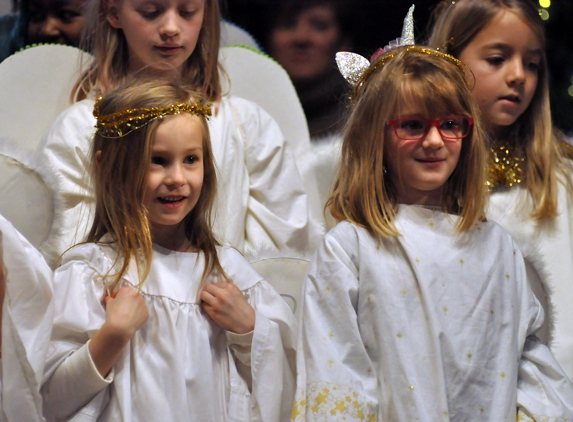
[387,116,474,141]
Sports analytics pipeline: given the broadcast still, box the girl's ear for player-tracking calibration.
[104,0,122,29]
[95,150,102,166]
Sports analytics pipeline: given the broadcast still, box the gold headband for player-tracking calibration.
[354,45,474,96]
[93,97,213,139]
[336,5,474,98]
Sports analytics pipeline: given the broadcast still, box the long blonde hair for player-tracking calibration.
[329,48,488,237]
[428,0,572,219]
[89,77,226,292]
[73,0,222,102]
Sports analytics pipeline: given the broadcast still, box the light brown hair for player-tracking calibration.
[428,0,572,219]
[328,47,488,237]
[88,77,225,292]
[73,0,222,102]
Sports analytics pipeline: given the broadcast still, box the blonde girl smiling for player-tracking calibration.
[41,78,297,421]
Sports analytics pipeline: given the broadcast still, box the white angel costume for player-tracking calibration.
[34,95,313,259]
[488,176,573,382]
[293,206,573,421]
[0,214,53,422]
[42,241,297,421]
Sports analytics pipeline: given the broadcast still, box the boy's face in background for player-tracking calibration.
[27,0,87,46]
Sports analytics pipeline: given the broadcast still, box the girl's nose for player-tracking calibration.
[39,16,63,41]
[507,58,526,85]
[160,11,181,37]
[165,165,185,185]
[291,22,312,44]
[422,126,445,149]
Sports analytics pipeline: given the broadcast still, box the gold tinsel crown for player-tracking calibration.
[93,97,213,138]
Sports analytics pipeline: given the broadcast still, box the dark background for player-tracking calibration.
[221,0,573,135]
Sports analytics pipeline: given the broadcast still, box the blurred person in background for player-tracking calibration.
[263,0,354,139]
[0,0,87,62]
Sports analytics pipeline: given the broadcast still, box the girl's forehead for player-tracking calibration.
[474,8,542,50]
[394,82,464,118]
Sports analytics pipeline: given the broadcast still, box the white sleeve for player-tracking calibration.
[0,215,53,422]
[226,330,254,390]
[42,341,113,420]
[234,98,316,252]
[238,280,298,422]
[516,248,573,421]
[34,100,96,257]
[292,229,378,421]
[41,245,111,420]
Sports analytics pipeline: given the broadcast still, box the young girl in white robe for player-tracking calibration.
[34,0,315,261]
[41,78,297,421]
[292,11,573,420]
[428,0,573,381]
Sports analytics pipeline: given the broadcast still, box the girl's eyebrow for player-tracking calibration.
[527,48,543,57]
[151,146,203,153]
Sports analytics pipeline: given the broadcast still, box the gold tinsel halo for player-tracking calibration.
[93,97,212,139]
[487,144,525,189]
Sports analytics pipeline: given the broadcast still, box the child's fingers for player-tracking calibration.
[202,282,227,297]
[103,289,120,307]
[199,282,255,334]
[199,289,217,305]
[104,286,149,336]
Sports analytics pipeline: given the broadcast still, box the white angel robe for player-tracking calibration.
[488,177,573,381]
[0,214,53,422]
[34,95,314,260]
[42,242,297,421]
[293,205,573,421]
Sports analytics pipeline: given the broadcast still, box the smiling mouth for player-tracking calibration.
[158,196,186,204]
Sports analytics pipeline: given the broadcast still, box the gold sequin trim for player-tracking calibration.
[93,97,212,139]
[487,145,525,189]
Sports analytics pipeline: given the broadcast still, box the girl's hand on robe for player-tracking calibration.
[89,286,149,377]
[102,286,149,343]
[200,282,256,334]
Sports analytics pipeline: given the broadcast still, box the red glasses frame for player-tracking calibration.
[387,116,474,141]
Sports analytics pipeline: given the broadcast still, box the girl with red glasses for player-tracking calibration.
[292,6,573,421]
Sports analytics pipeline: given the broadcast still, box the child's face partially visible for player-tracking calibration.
[143,115,204,241]
[458,9,541,138]
[106,0,205,74]
[384,104,463,206]
[27,0,87,46]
